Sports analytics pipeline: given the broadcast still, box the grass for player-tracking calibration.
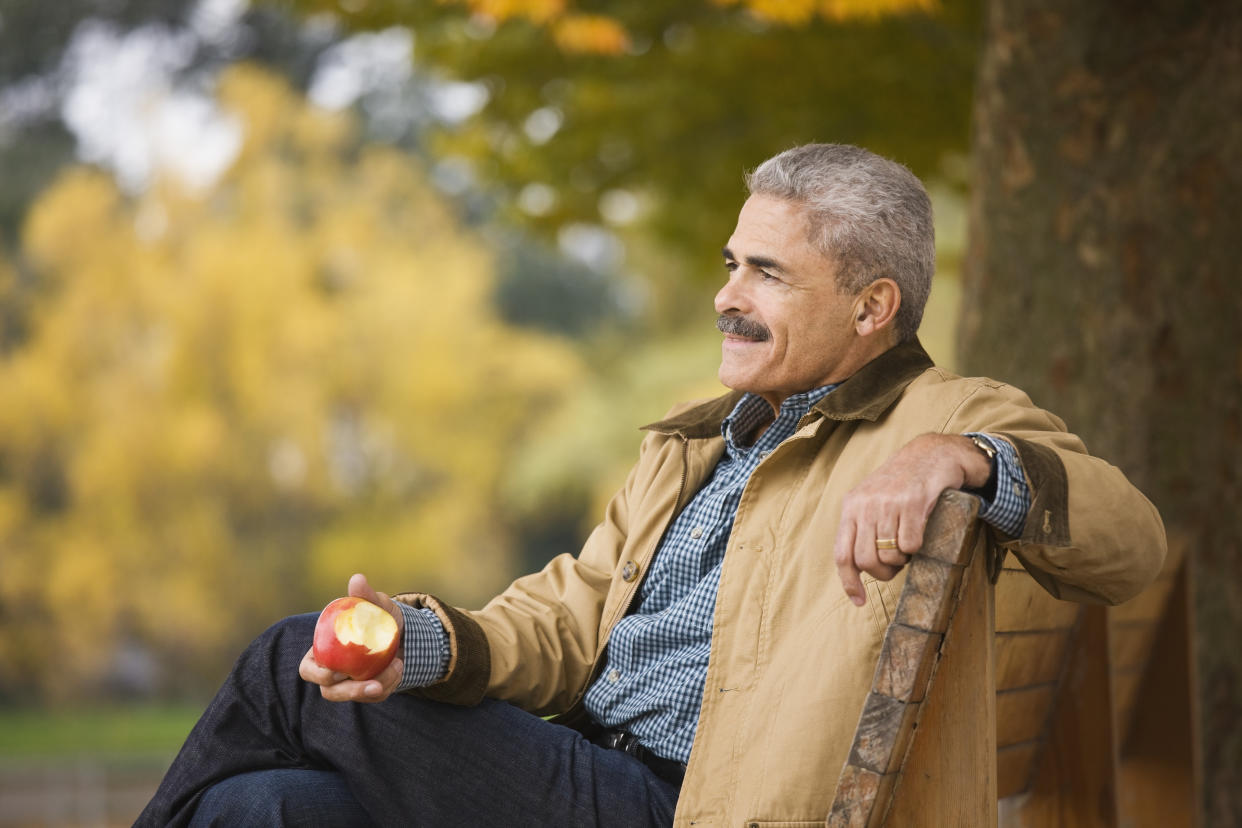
[0,704,202,761]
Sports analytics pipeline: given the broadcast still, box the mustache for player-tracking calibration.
[716,314,770,341]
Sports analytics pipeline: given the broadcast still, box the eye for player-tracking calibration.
[760,271,780,283]
[724,260,738,272]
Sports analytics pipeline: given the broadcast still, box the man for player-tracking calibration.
[139,144,1166,826]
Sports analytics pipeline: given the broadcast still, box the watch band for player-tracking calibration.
[966,435,999,501]
[969,435,997,464]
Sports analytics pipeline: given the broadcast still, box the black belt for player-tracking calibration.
[596,729,687,787]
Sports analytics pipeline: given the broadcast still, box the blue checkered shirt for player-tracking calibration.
[396,387,1029,765]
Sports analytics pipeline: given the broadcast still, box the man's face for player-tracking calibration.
[716,195,862,410]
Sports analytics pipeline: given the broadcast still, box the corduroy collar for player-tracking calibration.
[642,338,935,439]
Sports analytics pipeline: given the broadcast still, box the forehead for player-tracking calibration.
[726,195,829,274]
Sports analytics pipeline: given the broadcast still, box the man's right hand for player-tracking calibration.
[299,573,405,703]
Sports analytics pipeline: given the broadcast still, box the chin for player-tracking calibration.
[719,369,766,394]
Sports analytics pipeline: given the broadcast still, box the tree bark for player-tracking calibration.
[960,0,1242,824]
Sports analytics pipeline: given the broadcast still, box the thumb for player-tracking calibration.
[348,573,399,626]
[347,573,382,605]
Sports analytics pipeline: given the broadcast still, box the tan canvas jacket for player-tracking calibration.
[395,339,1167,827]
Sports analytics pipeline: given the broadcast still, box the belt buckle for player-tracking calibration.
[605,730,642,758]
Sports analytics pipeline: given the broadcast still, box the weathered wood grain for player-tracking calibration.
[1000,606,1119,826]
[996,629,1071,689]
[996,684,1056,747]
[827,491,984,827]
[826,766,886,828]
[884,536,997,826]
[893,556,962,633]
[874,625,942,703]
[998,741,1040,797]
[848,693,921,774]
[914,490,981,566]
[1117,562,1197,828]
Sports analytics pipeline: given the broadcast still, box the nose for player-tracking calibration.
[714,273,750,315]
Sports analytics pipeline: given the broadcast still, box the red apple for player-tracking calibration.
[312,596,400,680]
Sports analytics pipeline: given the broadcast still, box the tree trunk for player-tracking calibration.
[959,0,1242,824]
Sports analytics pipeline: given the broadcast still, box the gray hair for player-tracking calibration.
[745,144,935,343]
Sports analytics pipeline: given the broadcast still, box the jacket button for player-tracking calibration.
[621,561,639,582]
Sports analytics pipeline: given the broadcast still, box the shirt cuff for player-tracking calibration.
[964,433,1029,538]
[395,602,452,691]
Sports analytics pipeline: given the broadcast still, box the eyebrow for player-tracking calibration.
[721,247,788,273]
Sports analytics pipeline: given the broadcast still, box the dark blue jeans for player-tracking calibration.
[137,614,680,827]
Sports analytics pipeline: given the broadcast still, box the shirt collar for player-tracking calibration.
[722,385,837,447]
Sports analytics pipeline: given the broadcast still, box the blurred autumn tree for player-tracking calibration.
[272,0,981,312]
[0,64,579,701]
[262,0,979,528]
[0,0,981,705]
[0,0,340,246]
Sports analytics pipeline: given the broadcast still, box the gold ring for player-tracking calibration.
[876,538,899,550]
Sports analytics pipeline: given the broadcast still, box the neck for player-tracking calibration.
[758,334,898,414]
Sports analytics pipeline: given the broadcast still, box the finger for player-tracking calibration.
[383,657,404,691]
[876,547,910,568]
[317,672,391,703]
[365,657,403,699]
[373,589,402,629]
[314,653,403,703]
[875,522,906,568]
[298,647,347,687]
[349,575,401,630]
[353,662,401,703]
[867,563,904,583]
[348,573,379,604]
[319,678,376,703]
[852,517,880,580]
[834,517,866,607]
[897,495,932,555]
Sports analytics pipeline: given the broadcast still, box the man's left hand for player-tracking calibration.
[833,433,992,607]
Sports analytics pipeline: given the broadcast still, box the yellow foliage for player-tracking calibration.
[441,0,567,24]
[22,168,126,276]
[712,0,937,23]
[717,0,820,24]
[441,0,936,36]
[817,0,938,19]
[0,63,583,697]
[552,14,631,55]
[444,0,934,31]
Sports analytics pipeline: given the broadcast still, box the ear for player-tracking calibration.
[852,278,901,338]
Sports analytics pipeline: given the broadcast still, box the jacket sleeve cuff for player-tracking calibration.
[998,432,1071,547]
[392,592,491,706]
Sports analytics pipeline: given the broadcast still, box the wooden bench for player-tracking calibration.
[828,490,1194,827]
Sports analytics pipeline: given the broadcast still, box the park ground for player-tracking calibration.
[0,705,198,826]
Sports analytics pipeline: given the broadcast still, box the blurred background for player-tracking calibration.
[1,0,1238,824]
